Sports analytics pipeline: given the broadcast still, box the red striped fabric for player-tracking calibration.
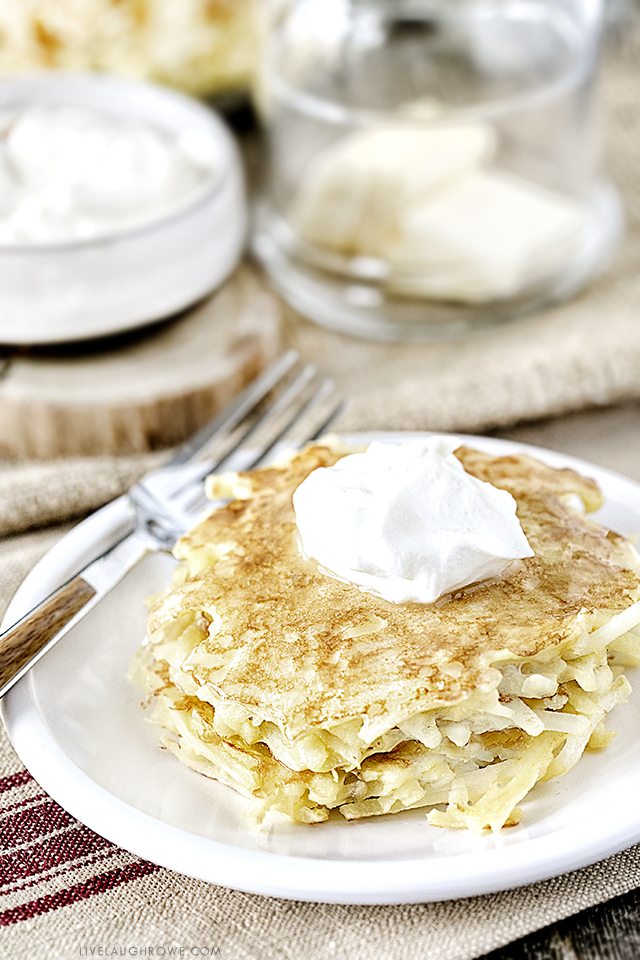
[0,825,114,884]
[0,860,160,926]
[1,799,75,849]
[0,771,32,795]
[1,848,117,899]
[0,793,47,817]
[0,766,159,926]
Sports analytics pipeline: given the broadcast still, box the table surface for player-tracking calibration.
[484,401,640,958]
[2,402,637,957]
[485,887,640,959]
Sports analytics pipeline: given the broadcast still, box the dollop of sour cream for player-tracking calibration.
[293,438,534,605]
[0,106,217,245]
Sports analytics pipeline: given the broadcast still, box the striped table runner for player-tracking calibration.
[0,761,157,928]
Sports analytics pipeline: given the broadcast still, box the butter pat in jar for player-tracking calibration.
[255,0,621,341]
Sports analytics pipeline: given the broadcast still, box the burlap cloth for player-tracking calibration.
[2,21,640,960]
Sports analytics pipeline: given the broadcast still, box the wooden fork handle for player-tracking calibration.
[0,576,96,697]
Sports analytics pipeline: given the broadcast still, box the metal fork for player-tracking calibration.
[0,352,342,700]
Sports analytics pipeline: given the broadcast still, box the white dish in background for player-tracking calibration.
[0,74,246,345]
[3,433,640,905]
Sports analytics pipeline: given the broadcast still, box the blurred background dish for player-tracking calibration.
[254,0,622,341]
[0,73,246,344]
[0,0,261,101]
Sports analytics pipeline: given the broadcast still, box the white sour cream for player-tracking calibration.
[293,438,534,605]
[0,106,217,245]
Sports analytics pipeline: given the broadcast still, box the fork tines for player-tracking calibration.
[171,352,343,518]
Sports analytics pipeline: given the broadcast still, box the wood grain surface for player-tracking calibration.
[0,265,282,460]
[482,888,640,959]
[0,575,95,692]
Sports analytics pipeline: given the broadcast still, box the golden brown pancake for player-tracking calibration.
[132,442,640,830]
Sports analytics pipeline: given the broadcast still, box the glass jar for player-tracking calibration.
[254,0,621,341]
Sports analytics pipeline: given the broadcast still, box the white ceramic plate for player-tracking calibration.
[3,433,640,905]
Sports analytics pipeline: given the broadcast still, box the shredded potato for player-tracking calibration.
[0,0,260,97]
[132,611,640,831]
[131,441,640,832]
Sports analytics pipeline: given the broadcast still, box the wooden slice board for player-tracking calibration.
[0,266,282,460]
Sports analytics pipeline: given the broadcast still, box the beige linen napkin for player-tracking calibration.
[1,422,640,960]
[0,780,639,960]
[1,505,640,960]
[2,26,633,515]
[2,19,640,960]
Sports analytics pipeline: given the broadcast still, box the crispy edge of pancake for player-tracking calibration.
[145,443,640,738]
[132,626,638,830]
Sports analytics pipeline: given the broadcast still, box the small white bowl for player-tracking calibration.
[0,74,247,345]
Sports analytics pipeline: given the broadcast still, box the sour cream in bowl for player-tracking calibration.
[0,74,246,345]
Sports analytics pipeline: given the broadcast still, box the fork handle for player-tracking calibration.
[0,576,97,697]
[0,526,147,700]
